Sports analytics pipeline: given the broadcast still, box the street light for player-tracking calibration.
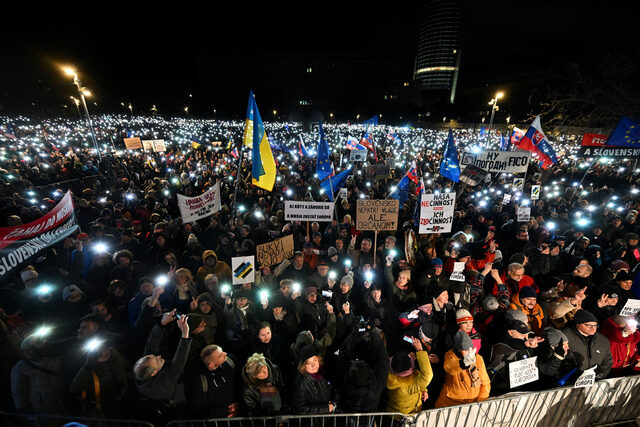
[128,103,133,116]
[70,96,81,120]
[62,66,101,163]
[487,91,504,143]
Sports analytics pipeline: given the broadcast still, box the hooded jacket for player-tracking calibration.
[386,350,433,414]
[435,349,491,408]
[241,359,284,416]
[196,250,232,286]
[599,317,640,371]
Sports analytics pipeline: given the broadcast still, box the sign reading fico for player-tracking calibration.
[419,193,456,234]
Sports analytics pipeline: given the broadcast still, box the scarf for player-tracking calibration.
[258,381,281,413]
[468,365,481,389]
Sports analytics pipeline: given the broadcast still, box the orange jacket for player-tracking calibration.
[509,292,545,335]
[435,349,491,408]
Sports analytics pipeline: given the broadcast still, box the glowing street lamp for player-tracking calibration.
[61,66,101,164]
[487,91,504,140]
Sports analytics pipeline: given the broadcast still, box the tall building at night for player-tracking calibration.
[414,0,462,104]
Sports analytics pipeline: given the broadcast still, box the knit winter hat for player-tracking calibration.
[505,309,528,324]
[510,253,527,265]
[611,260,630,271]
[483,295,500,312]
[340,271,354,288]
[299,345,319,363]
[454,330,473,352]
[456,309,473,324]
[432,258,444,268]
[20,269,38,282]
[62,285,83,301]
[543,327,568,348]
[573,310,598,325]
[328,246,338,258]
[390,352,414,377]
[519,286,537,300]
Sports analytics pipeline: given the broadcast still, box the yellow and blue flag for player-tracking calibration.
[244,91,276,191]
[608,117,640,147]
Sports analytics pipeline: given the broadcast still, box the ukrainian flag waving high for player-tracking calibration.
[244,91,276,191]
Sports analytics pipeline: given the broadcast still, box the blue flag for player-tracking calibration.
[316,121,333,181]
[607,117,640,147]
[479,126,487,137]
[439,129,460,182]
[321,167,352,201]
[362,115,379,127]
[500,133,509,151]
[390,162,418,209]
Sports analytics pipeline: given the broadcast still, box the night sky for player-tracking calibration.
[1,1,638,122]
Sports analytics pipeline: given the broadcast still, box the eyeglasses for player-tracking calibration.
[582,323,598,329]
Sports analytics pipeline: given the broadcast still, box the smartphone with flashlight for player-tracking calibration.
[403,336,414,344]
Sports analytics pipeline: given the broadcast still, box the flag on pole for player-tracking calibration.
[513,116,557,169]
[414,177,425,225]
[390,161,419,208]
[607,117,640,146]
[245,91,276,191]
[242,93,256,148]
[439,129,461,182]
[360,115,379,161]
[321,167,352,201]
[231,148,239,158]
[226,134,233,150]
[299,135,309,157]
[500,133,509,151]
[316,121,334,181]
[346,136,366,150]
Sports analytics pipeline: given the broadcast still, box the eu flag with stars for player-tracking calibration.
[607,117,640,147]
[321,167,352,201]
[439,129,461,182]
[316,121,333,181]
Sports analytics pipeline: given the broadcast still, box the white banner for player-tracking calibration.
[450,262,466,282]
[461,150,531,173]
[517,207,531,222]
[574,366,596,388]
[620,299,640,317]
[509,356,539,388]
[284,201,334,222]
[232,256,255,285]
[177,182,222,223]
[419,193,455,234]
[142,139,166,152]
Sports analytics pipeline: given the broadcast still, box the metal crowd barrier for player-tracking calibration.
[35,174,105,197]
[413,375,640,427]
[165,412,408,427]
[0,411,154,427]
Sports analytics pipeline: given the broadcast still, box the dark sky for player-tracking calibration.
[1,1,637,119]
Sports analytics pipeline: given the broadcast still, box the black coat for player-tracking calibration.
[292,372,338,414]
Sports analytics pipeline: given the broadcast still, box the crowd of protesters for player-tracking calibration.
[1,114,639,425]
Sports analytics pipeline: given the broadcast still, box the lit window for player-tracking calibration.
[306,68,312,73]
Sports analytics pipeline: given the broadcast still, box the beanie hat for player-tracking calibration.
[454,330,473,352]
[482,295,499,312]
[63,285,83,301]
[197,292,214,307]
[573,309,598,325]
[304,285,318,297]
[390,352,414,377]
[456,309,473,324]
[432,258,444,268]
[420,319,440,340]
[458,248,472,259]
[328,246,338,258]
[510,253,527,265]
[20,269,38,282]
[340,272,354,288]
[519,286,537,300]
[611,260,630,271]
[543,327,568,348]
[505,320,531,334]
[505,309,528,324]
[616,271,633,282]
[187,233,198,245]
[600,285,619,300]
[299,344,319,363]
[232,288,251,300]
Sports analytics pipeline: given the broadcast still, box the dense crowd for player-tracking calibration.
[1,115,639,425]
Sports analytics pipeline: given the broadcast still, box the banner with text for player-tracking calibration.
[419,192,456,234]
[177,182,221,223]
[0,191,78,281]
[509,357,539,388]
[461,150,531,173]
[256,234,295,267]
[123,137,143,149]
[578,133,640,157]
[285,201,334,222]
[356,199,399,231]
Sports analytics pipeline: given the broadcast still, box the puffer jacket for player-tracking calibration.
[562,325,613,379]
[386,350,433,414]
[292,372,339,414]
[599,317,640,371]
[435,349,491,408]
[196,250,232,286]
[510,292,545,335]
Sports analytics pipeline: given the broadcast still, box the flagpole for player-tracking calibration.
[232,143,243,217]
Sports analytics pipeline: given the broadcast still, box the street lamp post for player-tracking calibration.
[487,91,504,143]
[70,96,82,120]
[64,67,101,164]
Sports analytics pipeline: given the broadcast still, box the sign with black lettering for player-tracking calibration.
[349,149,367,162]
[509,357,539,388]
[256,235,295,267]
[356,199,399,231]
[285,201,334,222]
[419,193,456,234]
[461,151,531,173]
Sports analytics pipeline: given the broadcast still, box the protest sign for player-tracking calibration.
[620,299,640,317]
[349,149,367,162]
[531,185,541,200]
[153,139,166,152]
[578,133,640,157]
[232,256,255,285]
[256,234,295,267]
[285,201,334,222]
[459,164,489,187]
[513,178,524,192]
[356,200,399,231]
[142,140,154,152]
[450,262,466,282]
[177,182,221,223]
[418,193,455,234]
[574,366,597,388]
[339,188,348,199]
[123,137,142,149]
[460,150,531,173]
[0,191,78,281]
[517,206,531,222]
[509,357,539,388]
[366,164,390,181]
[502,194,512,205]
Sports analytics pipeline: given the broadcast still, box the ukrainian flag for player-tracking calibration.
[245,91,276,191]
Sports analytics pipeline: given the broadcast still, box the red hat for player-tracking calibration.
[76,233,90,240]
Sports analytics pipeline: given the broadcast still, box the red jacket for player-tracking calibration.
[600,317,640,370]
[494,272,537,296]
[444,251,496,275]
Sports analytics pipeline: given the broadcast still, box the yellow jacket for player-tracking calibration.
[386,350,433,414]
[435,349,491,408]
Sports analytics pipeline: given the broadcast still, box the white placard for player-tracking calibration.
[339,188,348,199]
[418,192,456,234]
[513,178,524,191]
[285,201,335,222]
[349,149,367,162]
[450,262,466,282]
[231,256,255,285]
[502,194,512,205]
[177,182,222,223]
[460,150,531,173]
[509,356,539,388]
[531,185,541,200]
[517,207,531,222]
[574,366,596,388]
[620,299,640,317]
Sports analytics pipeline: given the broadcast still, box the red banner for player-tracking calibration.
[581,133,609,147]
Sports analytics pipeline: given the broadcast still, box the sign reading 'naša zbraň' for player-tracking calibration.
[356,199,399,231]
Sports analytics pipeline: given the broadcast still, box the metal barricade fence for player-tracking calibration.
[34,174,106,198]
[412,375,640,427]
[165,412,409,427]
[0,411,155,427]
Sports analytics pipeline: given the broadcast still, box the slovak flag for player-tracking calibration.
[360,133,378,161]
[510,127,525,145]
[415,176,425,195]
[513,116,558,169]
[390,161,418,208]
[231,148,239,158]
[346,136,366,150]
[299,136,309,157]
